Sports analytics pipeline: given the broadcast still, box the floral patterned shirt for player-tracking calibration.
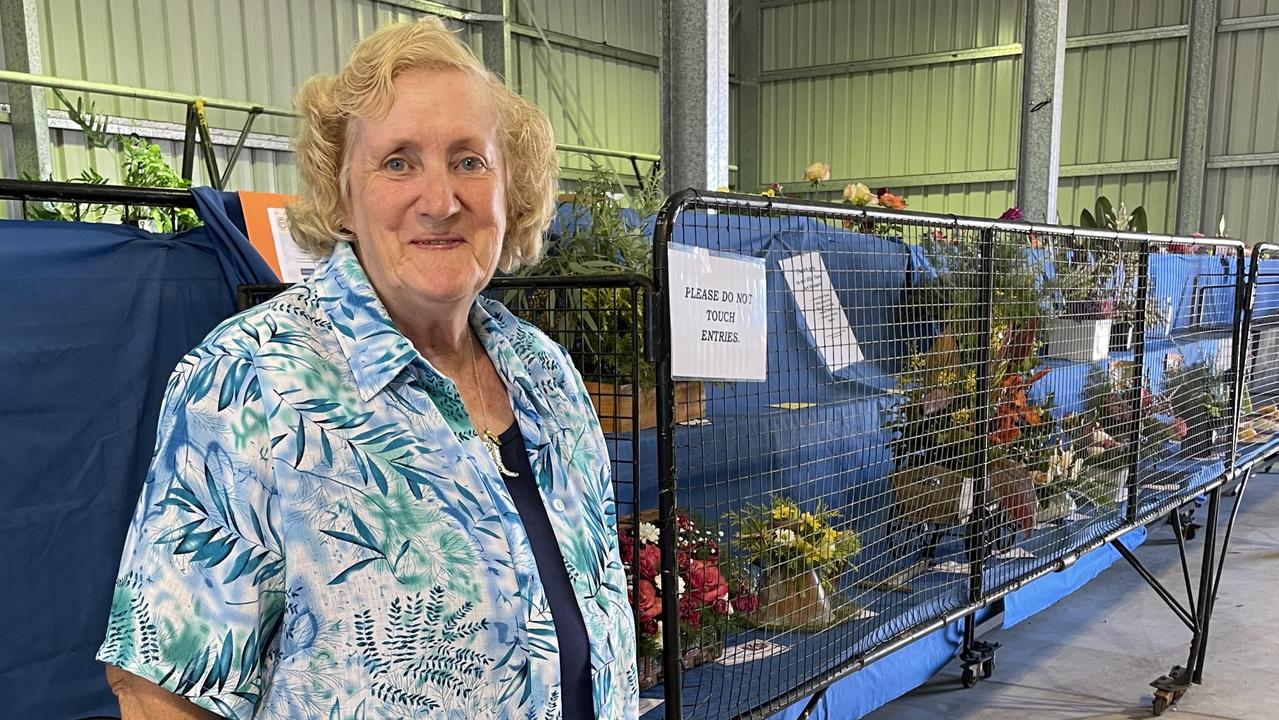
[98,242,639,719]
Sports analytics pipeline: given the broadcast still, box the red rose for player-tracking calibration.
[638,545,661,579]
[642,618,659,637]
[619,531,635,561]
[677,551,691,571]
[688,560,728,604]
[636,579,662,622]
[679,595,702,629]
[712,598,730,615]
[732,593,759,614]
[677,514,693,532]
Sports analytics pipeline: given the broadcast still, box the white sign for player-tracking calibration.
[668,245,768,381]
[778,251,864,373]
[267,207,320,282]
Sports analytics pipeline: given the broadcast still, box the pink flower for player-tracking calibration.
[999,207,1025,222]
[732,593,759,614]
[687,560,728,604]
[1171,417,1188,441]
[712,598,731,616]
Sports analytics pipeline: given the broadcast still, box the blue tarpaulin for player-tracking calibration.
[0,195,276,719]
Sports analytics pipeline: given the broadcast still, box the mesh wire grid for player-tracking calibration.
[648,191,1248,720]
[1237,243,1279,473]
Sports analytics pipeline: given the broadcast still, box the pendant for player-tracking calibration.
[481,430,519,478]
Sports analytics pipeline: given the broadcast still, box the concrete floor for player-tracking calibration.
[863,473,1279,720]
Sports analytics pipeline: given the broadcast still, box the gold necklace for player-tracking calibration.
[469,333,518,478]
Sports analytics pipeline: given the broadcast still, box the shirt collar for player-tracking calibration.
[313,242,521,402]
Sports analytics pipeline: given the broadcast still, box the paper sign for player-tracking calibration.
[668,245,768,381]
[717,640,790,666]
[239,191,317,282]
[779,251,864,373]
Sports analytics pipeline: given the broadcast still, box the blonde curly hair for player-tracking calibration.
[287,17,558,272]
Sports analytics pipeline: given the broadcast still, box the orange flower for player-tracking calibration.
[878,192,907,210]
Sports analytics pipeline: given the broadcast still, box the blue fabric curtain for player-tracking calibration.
[0,191,275,719]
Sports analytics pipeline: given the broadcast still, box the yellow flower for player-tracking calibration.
[761,188,777,197]
[842,182,874,205]
[823,527,838,543]
[804,161,831,184]
[772,503,799,521]
[800,512,821,532]
[952,407,973,427]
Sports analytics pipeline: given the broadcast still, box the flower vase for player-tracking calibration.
[636,642,724,691]
[754,567,835,630]
[1037,491,1078,524]
[637,655,662,691]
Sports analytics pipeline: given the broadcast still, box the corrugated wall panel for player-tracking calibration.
[1205,167,1279,243]
[1059,171,1178,229]
[758,55,1021,204]
[513,34,658,174]
[1220,0,1279,20]
[517,0,658,56]
[1206,19,1279,243]
[761,0,1023,72]
[1065,0,1188,35]
[34,0,477,135]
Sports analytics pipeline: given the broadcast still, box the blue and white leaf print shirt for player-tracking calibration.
[98,242,640,719]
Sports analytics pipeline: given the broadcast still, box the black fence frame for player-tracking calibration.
[1,178,1268,720]
[651,189,1258,720]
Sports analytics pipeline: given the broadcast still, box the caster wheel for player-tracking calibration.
[1153,689,1175,716]
[962,667,978,688]
[982,657,995,679]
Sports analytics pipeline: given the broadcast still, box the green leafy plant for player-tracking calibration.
[26,89,200,232]
[505,162,663,386]
[1079,196,1148,233]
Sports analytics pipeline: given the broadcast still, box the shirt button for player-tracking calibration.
[552,498,567,513]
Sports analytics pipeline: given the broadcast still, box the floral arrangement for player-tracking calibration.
[728,497,861,596]
[887,228,1058,536]
[618,513,757,680]
[1044,363,1183,509]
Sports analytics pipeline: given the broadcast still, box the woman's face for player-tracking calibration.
[343,67,506,320]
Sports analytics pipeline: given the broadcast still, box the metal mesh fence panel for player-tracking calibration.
[649,191,1248,720]
[1238,243,1279,473]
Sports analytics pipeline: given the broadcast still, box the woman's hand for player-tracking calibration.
[106,665,223,719]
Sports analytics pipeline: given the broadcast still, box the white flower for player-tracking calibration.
[638,522,660,545]
[653,575,661,591]
[773,528,797,546]
[654,622,663,650]
[804,161,831,183]
[677,576,686,596]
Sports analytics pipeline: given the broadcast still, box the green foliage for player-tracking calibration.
[1079,196,1149,233]
[1166,360,1229,424]
[505,163,663,386]
[27,89,200,233]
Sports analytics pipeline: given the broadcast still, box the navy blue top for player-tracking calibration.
[498,422,596,719]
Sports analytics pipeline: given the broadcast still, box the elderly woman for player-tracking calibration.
[98,18,638,720]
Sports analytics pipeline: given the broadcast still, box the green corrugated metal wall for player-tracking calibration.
[3,0,1278,243]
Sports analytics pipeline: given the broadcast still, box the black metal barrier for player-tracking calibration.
[0,179,1265,720]
[649,190,1254,719]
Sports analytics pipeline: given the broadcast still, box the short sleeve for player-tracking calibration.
[97,351,284,720]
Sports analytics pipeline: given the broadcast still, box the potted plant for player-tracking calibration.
[728,496,861,631]
[1078,196,1150,353]
[505,164,704,432]
[1165,360,1230,458]
[618,511,756,690]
